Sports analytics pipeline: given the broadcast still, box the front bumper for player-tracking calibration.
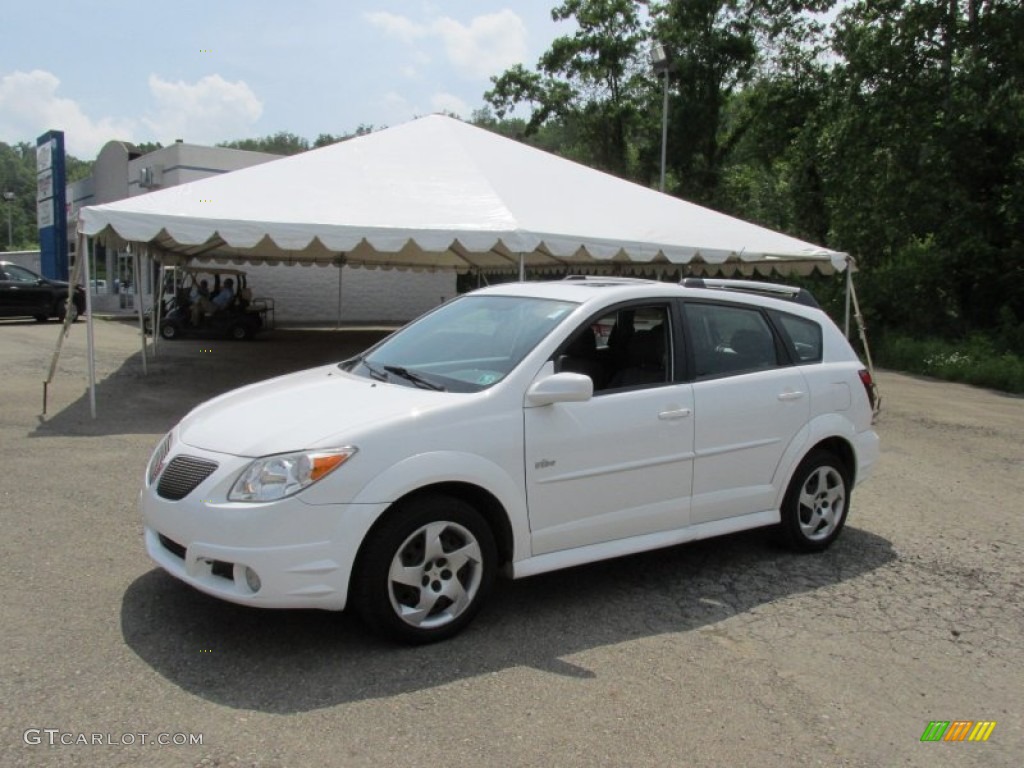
[140,445,387,610]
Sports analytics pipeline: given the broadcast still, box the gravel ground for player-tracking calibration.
[1,317,1021,767]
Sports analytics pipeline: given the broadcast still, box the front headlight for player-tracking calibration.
[228,447,357,502]
[147,430,174,486]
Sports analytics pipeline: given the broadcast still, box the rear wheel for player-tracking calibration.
[352,494,497,644]
[160,321,179,340]
[230,323,250,340]
[778,449,851,552]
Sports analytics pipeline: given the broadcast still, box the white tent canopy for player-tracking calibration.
[71,114,863,418]
[80,114,847,276]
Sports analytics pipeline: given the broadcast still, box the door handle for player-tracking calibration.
[777,391,806,401]
[658,407,692,420]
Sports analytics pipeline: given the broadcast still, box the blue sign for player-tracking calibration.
[37,130,68,280]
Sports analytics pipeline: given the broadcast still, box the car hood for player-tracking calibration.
[178,365,450,456]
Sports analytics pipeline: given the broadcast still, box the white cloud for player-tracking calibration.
[366,10,528,80]
[430,92,469,117]
[364,11,428,44]
[432,11,528,79]
[143,74,263,145]
[0,69,135,157]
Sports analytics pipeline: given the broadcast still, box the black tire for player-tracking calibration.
[778,449,851,552]
[352,494,497,644]
[34,314,48,323]
[160,322,179,340]
[230,323,250,340]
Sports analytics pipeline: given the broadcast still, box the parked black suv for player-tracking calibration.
[0,261,85,322]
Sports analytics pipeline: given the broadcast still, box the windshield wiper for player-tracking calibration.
[347,355,388,382]
[383,365,446,391]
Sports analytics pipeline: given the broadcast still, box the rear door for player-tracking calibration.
[683,300,810,525]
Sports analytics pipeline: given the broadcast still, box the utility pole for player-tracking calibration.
[3,191,14,248]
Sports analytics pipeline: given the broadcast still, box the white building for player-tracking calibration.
[67,140,454,322]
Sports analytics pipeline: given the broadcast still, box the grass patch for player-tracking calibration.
[873,334,1024,394]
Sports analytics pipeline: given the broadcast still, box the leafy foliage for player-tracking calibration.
[486,0,648,177]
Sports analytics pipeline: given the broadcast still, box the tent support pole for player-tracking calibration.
[848,270,875,379]
[83,233,96,418]
[335,255,345,330]
[135,246,148,375]
[518,253,525,282]
[43,231,90,415]
[844,257,853,338]
[153,256,162,357]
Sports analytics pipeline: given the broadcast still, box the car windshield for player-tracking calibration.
[342,294,578,393]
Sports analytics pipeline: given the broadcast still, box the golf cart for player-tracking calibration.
[151,266,274,341]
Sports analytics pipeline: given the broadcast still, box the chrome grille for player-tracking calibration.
[156,455,219,500]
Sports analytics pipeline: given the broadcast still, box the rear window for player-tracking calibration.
[774,312,823,363]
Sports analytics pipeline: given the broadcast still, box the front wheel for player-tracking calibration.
[352,494,497,644]
[778,449,851,552]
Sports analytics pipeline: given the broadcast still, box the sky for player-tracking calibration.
[0,0,572,158]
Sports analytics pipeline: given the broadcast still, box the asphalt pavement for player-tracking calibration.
[1,318,1021,767]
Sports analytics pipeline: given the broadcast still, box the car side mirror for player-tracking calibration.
[525,372,593,407]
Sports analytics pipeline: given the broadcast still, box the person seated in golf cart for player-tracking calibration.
[190,277,235,326]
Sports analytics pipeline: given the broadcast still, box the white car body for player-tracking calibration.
[140,279,879,640]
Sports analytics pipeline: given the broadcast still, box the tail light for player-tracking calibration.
[858,369,880,416]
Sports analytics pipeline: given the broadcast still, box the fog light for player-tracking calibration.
[244,567,261,593]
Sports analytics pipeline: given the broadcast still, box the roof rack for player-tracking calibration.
[562,275,656,285]
[680,277,820,308]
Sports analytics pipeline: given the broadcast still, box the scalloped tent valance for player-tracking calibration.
[79,114,848,276]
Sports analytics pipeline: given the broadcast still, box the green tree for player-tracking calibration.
[486,0,648,178]
[218,131,310,155]
[1,141,43,250]
[814,0,1024,339]
[648,0,835,205]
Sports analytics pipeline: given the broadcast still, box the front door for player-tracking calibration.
[524,303,695,555]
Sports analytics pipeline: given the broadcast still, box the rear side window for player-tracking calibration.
[684,302,779,377]
[774,312,823,363]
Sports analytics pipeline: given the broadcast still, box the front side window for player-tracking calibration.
[685,302,779,377]
[557,304,672,392]
[343,295,577,392]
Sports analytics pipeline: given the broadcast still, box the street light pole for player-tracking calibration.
[2,191,14,248]
[650,43,671,193]
[659,69,669,193]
